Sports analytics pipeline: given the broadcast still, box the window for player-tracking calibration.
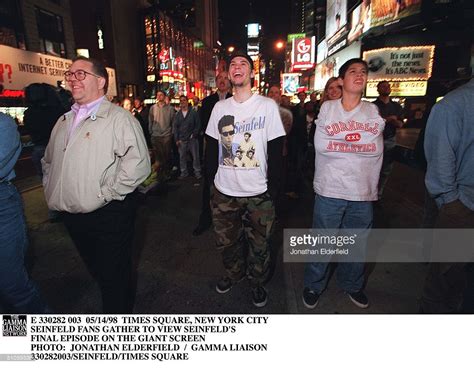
[36,7,66,57]
[0,0,25,48]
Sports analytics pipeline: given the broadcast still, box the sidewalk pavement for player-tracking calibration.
[19,162,428,314]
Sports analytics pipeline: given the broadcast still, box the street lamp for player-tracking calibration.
[275,41,284,50]
[227,46,235,53]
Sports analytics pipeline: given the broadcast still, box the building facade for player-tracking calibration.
[142,1,217,101]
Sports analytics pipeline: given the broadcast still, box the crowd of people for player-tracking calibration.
[0,52,472,314]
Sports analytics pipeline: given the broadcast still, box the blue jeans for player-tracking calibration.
[31,145,46,178]
[304,194,373,294]
[0,182,49,313]
[178,138,201,177]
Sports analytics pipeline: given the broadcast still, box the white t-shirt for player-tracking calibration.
[313,99,385,201]
[206,94,286,197]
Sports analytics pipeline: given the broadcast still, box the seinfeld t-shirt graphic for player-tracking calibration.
[206,94,285,197]
[313,99,385,201]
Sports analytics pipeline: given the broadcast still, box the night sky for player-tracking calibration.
[218,0,292,50]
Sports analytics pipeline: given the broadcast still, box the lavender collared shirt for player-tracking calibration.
[68,96,105,143]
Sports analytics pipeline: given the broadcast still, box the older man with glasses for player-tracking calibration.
[42,56,150,313]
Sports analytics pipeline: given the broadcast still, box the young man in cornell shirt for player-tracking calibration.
[205,51,286,308]
[303,58,385,309]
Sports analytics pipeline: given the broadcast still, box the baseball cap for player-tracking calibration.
[227,50,254,69]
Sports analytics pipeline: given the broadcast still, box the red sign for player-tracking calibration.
[291,37,315,71]
[174,57,184,71]
[159,70,184,79]
[345,133,361,142]
[159,49,171,63]
[0,89,25,98]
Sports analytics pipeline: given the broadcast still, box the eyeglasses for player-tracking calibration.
[221,130,235,137]
[64,69,101,81]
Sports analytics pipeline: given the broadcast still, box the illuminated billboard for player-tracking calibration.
[282,73,301,95]
[366,81,428,97]
[371,0,422,28]
[0,44,117,96]
[287,33,306,43]
[326,0,347,39]
[291,37,316,71]
[347,2,372,44]
[316,40,328,64]
[247,23,260,38]
[363,45,435,81]
[247,43,259,57]
[314,41,361,91]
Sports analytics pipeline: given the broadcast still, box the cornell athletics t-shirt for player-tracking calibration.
[313,99,385,201]
[206,94,286,197]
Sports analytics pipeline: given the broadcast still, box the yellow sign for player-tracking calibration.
[366,80,428,97]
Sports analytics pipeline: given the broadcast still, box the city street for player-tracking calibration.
[16,154,428,314]
[1,1,472,366]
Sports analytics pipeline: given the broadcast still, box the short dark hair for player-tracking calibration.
[377,80,390,88]
[227,50,253,69]
[72,56,108,94]
[338,58,368,79]
[218,115,235,133]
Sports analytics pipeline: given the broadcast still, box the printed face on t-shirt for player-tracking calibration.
[217,115,262,168]
[220,124,235,149]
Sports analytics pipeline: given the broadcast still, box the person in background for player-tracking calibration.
[308,91,320,114]
[373,80,404,200]
[287,91,308,199]
[193,72,232,236]
[0,112,50,313]
[321,77,343,103]
[304,101,317,180]
[421,78,474,313]
[267,85,293,151]
[42,56,150,313]
[192,96,200,112]
[23,84,67,179]
[173,95,202,179]
[281,94,292,110]
[122,98,132,112]
[148,90,175,181]
[268,85,293,216]
[133,97,151,148]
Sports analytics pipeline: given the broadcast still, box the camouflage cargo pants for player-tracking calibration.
[210,187,275,287]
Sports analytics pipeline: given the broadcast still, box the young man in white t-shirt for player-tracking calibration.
[205,51,286,308]
[303,58,385,310]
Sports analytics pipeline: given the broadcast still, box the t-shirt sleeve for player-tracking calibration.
[267,100,286,141]
[205,102,220,139]
[316,101,328,126]
[367,103,386,134]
